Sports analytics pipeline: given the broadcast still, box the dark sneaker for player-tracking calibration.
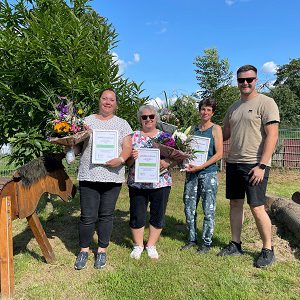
[196,244,211,254]
[255,247,275,268]
[217,241,244,256]
[74,251,88,270]
[94,252,107,269]
[180,241,197,251]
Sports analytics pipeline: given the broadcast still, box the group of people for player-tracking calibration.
[73,64,280,271]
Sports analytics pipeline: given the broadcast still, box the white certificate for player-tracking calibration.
[92,130,119,164]
[135,148,160,183]
[188,135,211,166]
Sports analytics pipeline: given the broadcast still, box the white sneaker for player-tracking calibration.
[130,245,144,259]
[146,245,159,259]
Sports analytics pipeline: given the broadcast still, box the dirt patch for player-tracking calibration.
[243,209,299,262]
[270,169,299,182]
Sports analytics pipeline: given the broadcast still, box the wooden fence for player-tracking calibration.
[1,129,300,176]
[219,129,300,170]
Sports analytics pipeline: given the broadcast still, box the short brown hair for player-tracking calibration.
[237,65,257,76]
[198,98,217,112]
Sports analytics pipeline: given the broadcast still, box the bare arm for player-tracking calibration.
[126,148,137,167]
[119,135,133,161]
[249,122,279,185]
[106,134,132,167]
[223,122,231,141]
[260,122,279,165]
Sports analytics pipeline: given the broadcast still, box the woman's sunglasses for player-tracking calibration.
[141,114,155,120]
[237,77,256,84]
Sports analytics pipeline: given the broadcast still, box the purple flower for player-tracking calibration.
[60,112,65,120]
[57,102,68,114]
[165,139,176,147]
[159,132,172,140]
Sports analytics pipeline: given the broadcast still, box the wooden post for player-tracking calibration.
[26,212,56,263]
[0,196,14,299]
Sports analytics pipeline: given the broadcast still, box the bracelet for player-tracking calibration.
[119,156,125,165]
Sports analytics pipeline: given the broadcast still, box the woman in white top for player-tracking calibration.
[74,89,132,270]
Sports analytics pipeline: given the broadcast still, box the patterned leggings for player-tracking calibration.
[183,171,218,246]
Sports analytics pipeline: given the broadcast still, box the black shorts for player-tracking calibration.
[129,186,171,229]
[226,163,270,207]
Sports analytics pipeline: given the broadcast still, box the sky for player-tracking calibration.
[95,1,299,104]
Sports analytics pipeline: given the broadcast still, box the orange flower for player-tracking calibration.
[53,121,71,133]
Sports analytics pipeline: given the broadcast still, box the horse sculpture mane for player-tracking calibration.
[14,153,65,187]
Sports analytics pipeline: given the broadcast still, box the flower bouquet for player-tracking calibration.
[150,127,193,165]
[47,96,90,163]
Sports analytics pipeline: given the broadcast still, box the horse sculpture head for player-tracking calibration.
[10,153,77,218]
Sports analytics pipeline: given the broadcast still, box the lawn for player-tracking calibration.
[11,169,300,299]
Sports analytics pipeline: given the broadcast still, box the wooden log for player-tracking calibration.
[0,196,14,299]
[267,196,300,241]
[26,212,56,263]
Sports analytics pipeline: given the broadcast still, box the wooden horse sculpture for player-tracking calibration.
[0,153,76,298]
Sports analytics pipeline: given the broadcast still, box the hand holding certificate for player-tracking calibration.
[180,136,211,172]
[188,136,211,166]
[134,148,160,183]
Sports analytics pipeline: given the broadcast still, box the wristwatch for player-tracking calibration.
[258,163,267,170]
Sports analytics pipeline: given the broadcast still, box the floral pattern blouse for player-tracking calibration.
[127,130,172,189]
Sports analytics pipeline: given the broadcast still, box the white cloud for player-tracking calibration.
[257,79,276,92]
[225,0,251,6]
[168,96,178,106]
[157,27,167,34]
[262,61,278,74]
[225,0,236,5]
[112,51,141,76]
[267,79,276,89]
[133,53,140,63]
[148,97,164,108]
[146,20,168,34]
[147,96,178,109]
[112,52,126,75]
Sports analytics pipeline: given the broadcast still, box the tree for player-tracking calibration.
[194,48,233,98]
[171,95,199,129]
[0,0,148,165]
[193,48,237,125]
[212,85,240,125]
[269,85,300,128]
[271,58,300,127]
[274,58,300,97]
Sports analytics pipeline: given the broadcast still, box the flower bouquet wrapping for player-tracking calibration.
[47,96,90,163]
[150,127,193,165]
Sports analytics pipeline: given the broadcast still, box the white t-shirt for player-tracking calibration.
[77,114,133,183]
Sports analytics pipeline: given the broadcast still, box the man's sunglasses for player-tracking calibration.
[141,114,155,120]
[237,77,256,84]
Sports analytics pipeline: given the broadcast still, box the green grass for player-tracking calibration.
[11,170,300,299]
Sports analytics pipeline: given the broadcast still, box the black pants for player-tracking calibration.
[79,181,122,248]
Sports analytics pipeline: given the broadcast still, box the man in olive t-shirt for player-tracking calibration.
[218,65,280,268]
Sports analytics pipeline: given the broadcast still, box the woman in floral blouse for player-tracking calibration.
[127,105,174,260]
